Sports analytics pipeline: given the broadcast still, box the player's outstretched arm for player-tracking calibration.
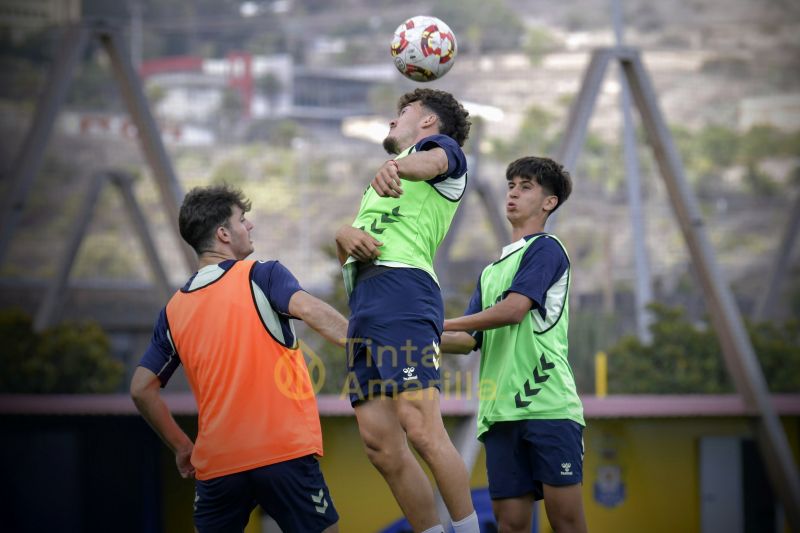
[289,291,349,348]
[440,331,476,354]
[130,366,195,479]
[444,292,533,332]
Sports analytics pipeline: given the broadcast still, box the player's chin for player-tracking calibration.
[382,136,399,155]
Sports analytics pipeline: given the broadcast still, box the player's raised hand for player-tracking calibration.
[336,225,383,262]
[371,160,403,198]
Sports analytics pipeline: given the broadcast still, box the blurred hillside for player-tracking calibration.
[0,0,798,392]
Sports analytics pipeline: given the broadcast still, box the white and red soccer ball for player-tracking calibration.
[391,16,457,82]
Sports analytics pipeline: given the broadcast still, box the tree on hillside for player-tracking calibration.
[0,310,124,393]
[606,304,800,394]
[490,104,557,161]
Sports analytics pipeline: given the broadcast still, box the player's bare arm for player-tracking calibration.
[439,331,476,354]
[371,147,449,198]
[443,292,533,332]
[288,291,349,348]
[335,225,383,264]
[130,367,196,479]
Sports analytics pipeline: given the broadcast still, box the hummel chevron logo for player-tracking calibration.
[368,207,403,235]
[516,355,556,409]
[523,380,540,397]
[311,488,328,514]
[515,380,541,408]
[370,219,385,234]
[515,392,531,408]
[533,367,549,384]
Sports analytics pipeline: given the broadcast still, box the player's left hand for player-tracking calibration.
[175,445,196,479]
[372,160,403,198]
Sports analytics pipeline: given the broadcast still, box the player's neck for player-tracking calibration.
[198,250,237,269]
[410,127,437,147]
[510,218,546,242]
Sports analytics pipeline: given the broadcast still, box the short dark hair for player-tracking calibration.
[506,156,573,214]
[178,185,251,254]
[397,88,471,146]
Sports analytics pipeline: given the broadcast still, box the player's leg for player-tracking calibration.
[248,455,339,533]
[354,395,441,532]
[492,494,536,533]
[382,269,475,526]
[484,421,541,533]
[345,286,440,531]
[193,471,255,533]
[542,483,587,533]
[347,268,463,531]
[396,387,475,523]
[523,420,587,533]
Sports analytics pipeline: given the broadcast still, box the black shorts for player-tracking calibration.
[345,267,444,405]
[193,455,338,533]
[484,419,584,500]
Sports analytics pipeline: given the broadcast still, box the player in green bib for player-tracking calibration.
[442,157,588,533]
[335,89,479,533]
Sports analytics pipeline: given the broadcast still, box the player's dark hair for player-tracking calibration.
[506,156,573,215]
[397,88,471,146]
[179,184,252,254]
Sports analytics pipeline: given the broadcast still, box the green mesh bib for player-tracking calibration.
[343,145,464,295]
[476,234,584,438]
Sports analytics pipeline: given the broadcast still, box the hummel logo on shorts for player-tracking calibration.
[310,488,328,514]
[402,367,418,381]
[561,462,573,476]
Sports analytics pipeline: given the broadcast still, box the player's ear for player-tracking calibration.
[216,225,231,243]
[544,195,558,213]
[422,112,438,129]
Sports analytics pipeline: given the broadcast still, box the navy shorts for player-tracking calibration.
[345,267,443,405]
[483,419,584,500]
[193,455,338,533]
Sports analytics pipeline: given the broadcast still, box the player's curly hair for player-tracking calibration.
[179,184,252,254]
[397,88,471,146]
[506,156,573,215]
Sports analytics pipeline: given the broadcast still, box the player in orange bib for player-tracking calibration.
[130,185,345,532]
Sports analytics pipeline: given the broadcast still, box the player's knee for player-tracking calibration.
[405,425,442,461]
[361,437,403,475]
[366,446,405,477]
[548,509,583,532]
[497,516,531,533]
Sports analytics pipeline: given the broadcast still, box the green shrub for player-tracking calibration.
[606,304,800,394]
[0,310,123,393]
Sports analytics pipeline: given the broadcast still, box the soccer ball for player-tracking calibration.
[390,16,457,82]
